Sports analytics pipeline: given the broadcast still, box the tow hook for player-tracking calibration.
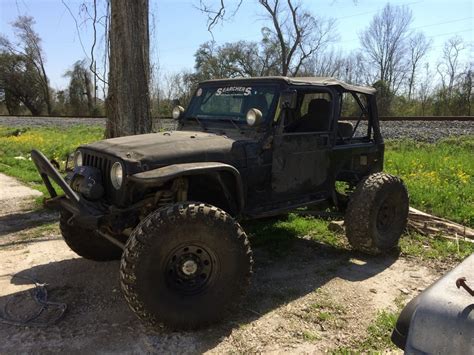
[455,277,474,296]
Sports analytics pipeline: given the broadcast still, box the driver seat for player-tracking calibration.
[289,98,331,132]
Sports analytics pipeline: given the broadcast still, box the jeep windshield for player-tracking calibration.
[185,85,278,123]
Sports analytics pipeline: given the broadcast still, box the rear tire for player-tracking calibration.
[120,202,253,329]
[345,173,409,254]
[60,210,123,261]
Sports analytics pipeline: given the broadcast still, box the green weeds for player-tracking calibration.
[0,125,103,195]
[385,137,473,227]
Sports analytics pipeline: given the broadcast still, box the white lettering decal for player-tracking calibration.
[215,86,253,96]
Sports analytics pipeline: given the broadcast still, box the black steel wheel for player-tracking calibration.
[165,244,216,295]
[345,173,409,254]
[120,202,253,329]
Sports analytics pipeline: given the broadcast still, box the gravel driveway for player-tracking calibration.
[0,116,472,142]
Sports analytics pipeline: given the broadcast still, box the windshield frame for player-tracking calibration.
[184,83,281,126]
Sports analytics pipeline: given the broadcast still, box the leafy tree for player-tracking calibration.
[64,59,95,116]
[194,40,280,80]
[0,51,46,115]
[0,16,52,115]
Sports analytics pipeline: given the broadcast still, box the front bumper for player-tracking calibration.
[31,149,103,228]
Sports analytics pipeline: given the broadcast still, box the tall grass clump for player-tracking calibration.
[385,136,473,227]
[0,125,103,194]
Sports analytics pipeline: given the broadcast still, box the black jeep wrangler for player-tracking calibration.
[32,76,409,329]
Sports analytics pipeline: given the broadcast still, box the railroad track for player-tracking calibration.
[0,115,473,142]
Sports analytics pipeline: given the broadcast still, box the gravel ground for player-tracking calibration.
[0,116,472,142]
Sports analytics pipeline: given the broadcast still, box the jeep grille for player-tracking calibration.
[83,153,112,186]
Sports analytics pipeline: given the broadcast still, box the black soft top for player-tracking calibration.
[200,76,376,95]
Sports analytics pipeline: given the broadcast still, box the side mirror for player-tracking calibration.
[280,90,297,109]
[246,108,263,127]
[172,105,185,120]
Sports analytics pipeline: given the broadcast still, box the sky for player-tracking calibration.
[0,0,472,92]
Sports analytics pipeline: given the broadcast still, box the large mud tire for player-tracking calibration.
[120,202,253,330]
[59,210,123,261]
[345,173,409,254]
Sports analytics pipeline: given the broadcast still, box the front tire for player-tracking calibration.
[345,173,409,254]
[59,210,123,261]
[120,202,253,329]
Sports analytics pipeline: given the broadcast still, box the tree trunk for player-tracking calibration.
[106,0,151,138]
[84,71,94,116]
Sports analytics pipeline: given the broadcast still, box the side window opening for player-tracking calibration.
[338,92,371,144]
[285,91,332,133]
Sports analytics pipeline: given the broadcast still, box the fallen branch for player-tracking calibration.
[324,207,474,243]
[407,207,474,241]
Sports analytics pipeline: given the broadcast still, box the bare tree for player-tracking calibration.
[407,32,431,100]
[199,0,336,76]
[340,51,372,86]
[304,48,346,77]
[359,3,413,93]
[436,36,465,96]
[0,16,52,114]
[106,0,151,138]
[417,63,433,115]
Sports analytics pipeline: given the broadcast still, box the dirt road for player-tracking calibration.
[0,174,441,353]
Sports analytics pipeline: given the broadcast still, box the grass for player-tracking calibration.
[400,232,474,262]
[334,298,406,353]
[302,330,321,342]
[244,213,345,257]
[0,125,103,196]
[385,137,474,227]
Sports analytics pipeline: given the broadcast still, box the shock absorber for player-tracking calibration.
[156,190,175,207]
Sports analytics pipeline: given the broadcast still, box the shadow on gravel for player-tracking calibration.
[0,235,399,352]
[0,209,58,237]
[234,237,399,325]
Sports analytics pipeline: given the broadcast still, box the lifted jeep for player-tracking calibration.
[32,76,409,329]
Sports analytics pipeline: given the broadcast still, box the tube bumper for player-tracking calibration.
[31,149,102,228]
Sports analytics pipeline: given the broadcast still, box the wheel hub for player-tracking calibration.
[377,198,397,232]
[181,260,198,276]
[166,244,215,294]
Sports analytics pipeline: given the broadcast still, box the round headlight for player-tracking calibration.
[110,162,124,190]
[246,108,262,126]
[74,150,83,167]
[172,105,184,120]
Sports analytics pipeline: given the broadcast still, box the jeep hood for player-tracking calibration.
[82,130,249,168]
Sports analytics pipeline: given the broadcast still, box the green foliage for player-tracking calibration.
[0,125,103,195]
[63,59,98,116]
[0,52,46,115]
[244,213,345,256]
[359,310,399,351]
[400,233,474,262]
[385,137,474,227]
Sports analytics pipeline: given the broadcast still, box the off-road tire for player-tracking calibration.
[120,202,253,329]
[345,173,409,254]
[59,210,123,261]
